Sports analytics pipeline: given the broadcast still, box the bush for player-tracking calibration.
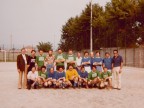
[37,42,52,52]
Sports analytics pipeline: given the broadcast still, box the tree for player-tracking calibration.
[37,42,52,52]
[105,0,139,47]
[59,3,104,51]
[59,0,144,50]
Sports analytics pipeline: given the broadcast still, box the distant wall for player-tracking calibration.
[99,47,144,68]
[0,47,144,68]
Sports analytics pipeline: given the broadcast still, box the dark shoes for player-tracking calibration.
[117,88,121,90]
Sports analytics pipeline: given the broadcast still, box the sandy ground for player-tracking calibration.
[0,62,144,108]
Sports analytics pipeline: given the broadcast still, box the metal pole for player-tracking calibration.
[90,0,93,52]
[3,44,4,61]
[10,33,12,50]
[13,44,14,61]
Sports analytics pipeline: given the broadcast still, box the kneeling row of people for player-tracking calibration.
[27,65,112,90]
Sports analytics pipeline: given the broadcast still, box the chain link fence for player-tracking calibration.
[99,47,144,68]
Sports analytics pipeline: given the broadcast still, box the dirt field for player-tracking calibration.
[0,62,144,108]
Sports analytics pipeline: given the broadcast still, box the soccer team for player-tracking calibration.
[17,48,123,90]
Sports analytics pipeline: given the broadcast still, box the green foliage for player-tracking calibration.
[37,42,52,52]
[59,0,144,51]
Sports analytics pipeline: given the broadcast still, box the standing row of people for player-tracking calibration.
[17,48,123,90]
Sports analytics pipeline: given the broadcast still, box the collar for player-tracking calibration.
[95,56,100,58]
[84,57,89,59]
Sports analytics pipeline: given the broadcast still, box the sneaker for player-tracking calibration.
[62,85,65,89]
[86,85,89,89]
[18,87,22,89]
[113,87,118,89]
[53,84,56,88]
[117,88,121,90]
[27,85,31,90]
[34,85,37,89]
[74,82,77,88]
[78,83,81,88]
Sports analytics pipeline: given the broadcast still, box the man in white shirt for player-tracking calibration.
[27,67,39,90]
[76,52,82,67]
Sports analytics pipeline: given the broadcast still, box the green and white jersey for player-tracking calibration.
[66,54,76,61]
[66,54,76,66]
[36,55,46,67]
[88,71,101,80]
[101,71,112,79]
[39,71,47,79]
[55,53,66,66]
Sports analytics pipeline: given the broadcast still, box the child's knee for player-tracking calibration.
[88,81,91,85]
[44,82,48,87]
[48,81,52,86]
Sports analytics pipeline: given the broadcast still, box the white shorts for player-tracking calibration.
[84,66,91,73]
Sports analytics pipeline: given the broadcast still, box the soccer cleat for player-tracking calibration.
[117,88,121,90]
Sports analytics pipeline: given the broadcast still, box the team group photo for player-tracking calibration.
[17,48,123,90]
[1,0,144,108]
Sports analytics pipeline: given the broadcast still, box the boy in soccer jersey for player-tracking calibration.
[78,66,88,88]
[101,67,112,89]
[46,67,57,88]
[102,52,113,72]
[66,49,76,69]
[93,51,103,72]
[45,50,55,72]
[36,49,46,73]
[55,49,66,70]
[66,65,79,88]
[27,67,39,90]
[38,66,48,87]
[81,51,91,73]
[55,67,72,88]
[87,65,101,88]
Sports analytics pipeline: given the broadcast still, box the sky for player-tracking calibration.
[0,0,110,50]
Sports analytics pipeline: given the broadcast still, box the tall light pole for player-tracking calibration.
[10,33,13,50]
[90,0,93,52]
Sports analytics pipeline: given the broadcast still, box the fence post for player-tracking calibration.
[3,44,4,62]
[8,50,9,61]
[133,47,135,67]
[139,48,141,67]
[139,47,144,68]
[13,44,14,62]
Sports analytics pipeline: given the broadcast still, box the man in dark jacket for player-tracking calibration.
[17,48,29,89]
